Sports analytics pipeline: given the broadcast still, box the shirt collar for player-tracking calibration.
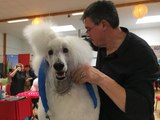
[99,27,130,58]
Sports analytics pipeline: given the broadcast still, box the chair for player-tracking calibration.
[155,96,160,111]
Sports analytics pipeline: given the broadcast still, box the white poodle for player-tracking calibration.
[24,22,100,120]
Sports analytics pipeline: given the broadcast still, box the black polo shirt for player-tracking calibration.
[96,27,159,120]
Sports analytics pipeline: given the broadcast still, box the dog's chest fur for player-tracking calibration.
[44,83,100,120]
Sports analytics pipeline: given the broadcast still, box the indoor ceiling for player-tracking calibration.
[0,0,160,39]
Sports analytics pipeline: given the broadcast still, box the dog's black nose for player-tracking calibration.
[53,62,64,71]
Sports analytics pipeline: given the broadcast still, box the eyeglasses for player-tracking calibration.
[86,25,97,33]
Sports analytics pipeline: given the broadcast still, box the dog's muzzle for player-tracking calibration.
[53,62,66,80]
[53,62,72,95]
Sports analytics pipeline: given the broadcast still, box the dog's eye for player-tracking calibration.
[63,48,69,53]
[48,49,53,55]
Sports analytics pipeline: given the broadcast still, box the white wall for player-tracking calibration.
[6,34,31,54]
[0,26,160,63]
[0,33,3,63]
[0,33,32,63]
[131,27,160,46]
[0,33,3,53]
[22,41,33,54]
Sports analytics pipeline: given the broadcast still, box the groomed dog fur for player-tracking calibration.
[24,22,100,120]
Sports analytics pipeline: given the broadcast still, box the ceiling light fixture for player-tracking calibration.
[50,25,76,32]
[133,4,148,18]
[32,17,43,25]
[136,15,160,24]
[7,19,29,23]
[72,12,83,16]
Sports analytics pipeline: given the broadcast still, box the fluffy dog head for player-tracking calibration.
[24,22,93,94]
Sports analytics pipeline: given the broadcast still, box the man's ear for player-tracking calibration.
[100,19,110,30]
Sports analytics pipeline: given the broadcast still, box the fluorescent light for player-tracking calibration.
[50,25,76,32]
[72,12,83,16]
[136,15,160,24]
[7,19,29,23]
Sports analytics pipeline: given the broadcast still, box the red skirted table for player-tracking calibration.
[16,90,39,99]
[0,97,33,120]
[16,91,39,108]
[17,91,39,119]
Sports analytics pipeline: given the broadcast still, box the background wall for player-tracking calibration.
[131,27,160,46]
[0,26,160,67]
[6,34,31,54]
[0,34,32,63]
[131,27,160,63]
[0,33,3,63]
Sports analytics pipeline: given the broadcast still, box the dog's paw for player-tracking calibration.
[47,110,55,117]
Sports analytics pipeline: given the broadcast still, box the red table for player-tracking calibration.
[16,91,39,99]
[0,97,33,120]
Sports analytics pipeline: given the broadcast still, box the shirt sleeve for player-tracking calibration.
[125,66,158,120]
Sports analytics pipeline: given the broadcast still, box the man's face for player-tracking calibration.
[84,17,106,47]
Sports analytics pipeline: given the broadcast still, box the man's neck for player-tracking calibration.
[106,27,126,55]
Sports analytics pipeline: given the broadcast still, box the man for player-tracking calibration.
[72,1,159,120]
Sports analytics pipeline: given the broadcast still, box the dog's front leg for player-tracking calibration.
[38,98,47,120]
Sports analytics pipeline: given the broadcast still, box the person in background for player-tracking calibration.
[7,68,13,84]
[24,65,37,91]
[72,1,159,120]
[0,73,3,78]
[154,65,160,91]
[10,63,31,95]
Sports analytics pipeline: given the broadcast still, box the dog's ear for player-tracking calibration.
[65,36,93,67]
[23,22,57,56]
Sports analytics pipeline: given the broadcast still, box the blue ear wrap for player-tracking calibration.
[85,83,97,108]
[38,59,97,118]
[38,59,49,114]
